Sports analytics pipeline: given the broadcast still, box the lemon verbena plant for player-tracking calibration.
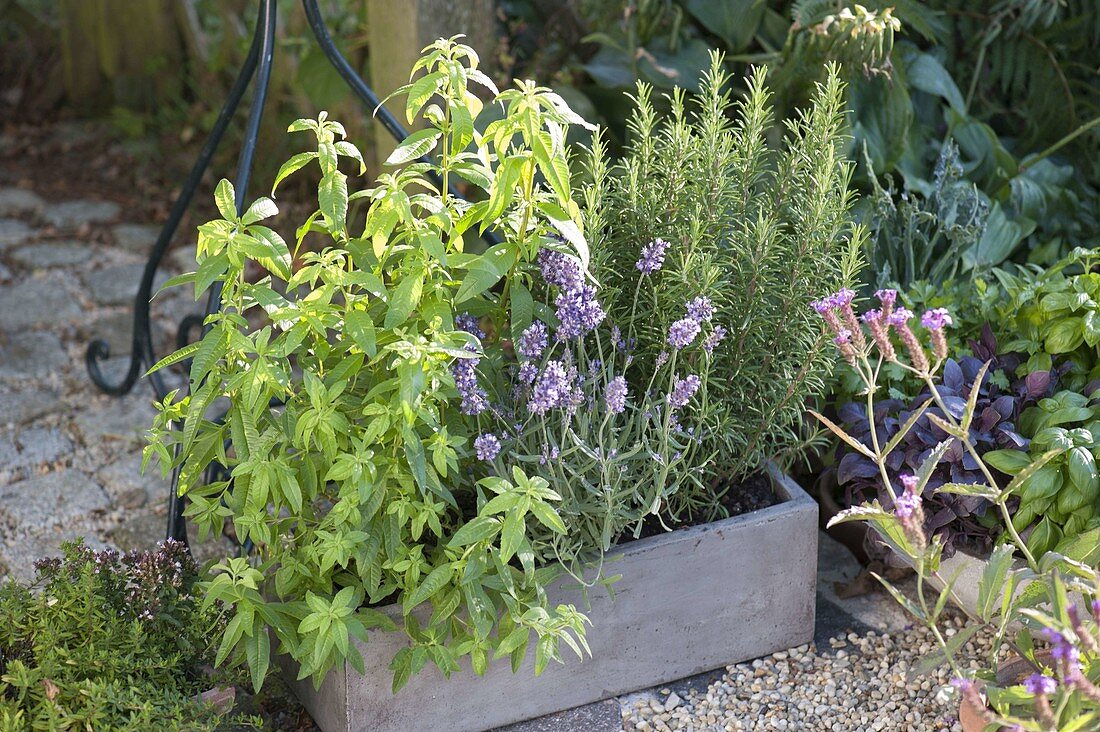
[144,38,596,692]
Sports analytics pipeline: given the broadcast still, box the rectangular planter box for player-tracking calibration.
[286,464,818,732]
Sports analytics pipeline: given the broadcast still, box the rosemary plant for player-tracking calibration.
[582,51,864,487]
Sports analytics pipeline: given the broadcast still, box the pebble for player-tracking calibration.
[621,619,989,731]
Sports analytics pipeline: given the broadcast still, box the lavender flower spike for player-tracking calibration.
[528,360,574,415]
[702,325,727,354]
[538,249,584,290]
[475,434,501,462]
[636,238,670,274]
[669,374,701,410]
[605,375,628,414]
[555,284,606,340]
[686,296,715,323]
[668,317,701,349]
[517,321,548,361]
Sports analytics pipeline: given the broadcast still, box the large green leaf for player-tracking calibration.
[684,0,765,51]
[384,271,424,328]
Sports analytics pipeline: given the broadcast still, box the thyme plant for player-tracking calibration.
[146,38,596,691]
[582,52,864,485]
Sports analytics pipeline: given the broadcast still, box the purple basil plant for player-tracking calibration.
[829,327,1058,561]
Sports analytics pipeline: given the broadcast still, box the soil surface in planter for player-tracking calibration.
[628,471,779,541]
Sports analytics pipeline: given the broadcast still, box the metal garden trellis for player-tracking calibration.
[85,0,497,545]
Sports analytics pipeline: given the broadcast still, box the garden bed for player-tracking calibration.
[285,464,817,732]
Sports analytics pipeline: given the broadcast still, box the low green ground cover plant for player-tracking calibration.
[0,541,252,731]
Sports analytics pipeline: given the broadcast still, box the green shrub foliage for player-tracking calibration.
[582,53,863,481]
[146,38,595,692]
[0,541,248,731]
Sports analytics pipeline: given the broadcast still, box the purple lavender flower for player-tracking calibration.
[686,296,715,323]
[517,362,538,384]
[655,351,669,368]
[668,374,701,410]
[538,249,583,290]
[538,443,560,465]
[455,313,484,339]
[1024,674,1057,696]
[702,325,727,354]
[517,321,548,361]
[475,434,501,461]
[605,375,628,414]
[451,350,487,415]
[528,360,574,415]
[555,285,606,340]
[610,325,625,350]
[636,238,670,274]
[668,317,701,350]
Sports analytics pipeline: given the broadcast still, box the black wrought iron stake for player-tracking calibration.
[86,0,495,545]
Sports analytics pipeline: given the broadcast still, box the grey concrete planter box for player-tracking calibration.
[286,464,818,732]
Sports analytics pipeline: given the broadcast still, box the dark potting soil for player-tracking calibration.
[625,471,779,542]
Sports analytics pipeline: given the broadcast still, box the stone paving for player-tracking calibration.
[0,184,222,581]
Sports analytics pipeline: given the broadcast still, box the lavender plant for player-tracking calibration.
[468,247,723,579]
[581,51,864,487]
[815,290,1100,730]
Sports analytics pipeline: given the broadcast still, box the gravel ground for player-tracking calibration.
[621,616,991,731]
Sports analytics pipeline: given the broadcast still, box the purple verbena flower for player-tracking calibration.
[887,307,914,328]
[894,481,921,519]
[1024,674,1057,696]
[668,374,701,410]
[921,308,953,331]
[686,296,715,323]
[538,249,583,290]
[668,317,701,349]
[636,238,670,274]
[835,329,852,346]
[875,289,897,307]
[555,284,605,340]
[517,321,548,361]
[475,434,501,462]
[605,375,628,414]
[862,309,896,361]
[950,678,972,691]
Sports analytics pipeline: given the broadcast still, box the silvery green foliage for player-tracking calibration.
[582,53,863,484]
